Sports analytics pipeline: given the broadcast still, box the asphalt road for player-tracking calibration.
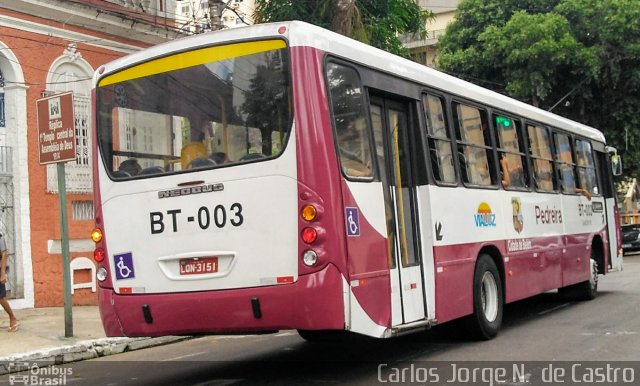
[9,254,640,385]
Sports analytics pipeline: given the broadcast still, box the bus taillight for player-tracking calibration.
[94,247,105,262]
[302,250,318,266]
[91,227,103,243]
[301,227,318,244]
[96,267,107,282]
[301,204,318,222]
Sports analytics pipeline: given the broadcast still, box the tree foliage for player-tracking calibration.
[254,0,433,56]
[438,0,640,176]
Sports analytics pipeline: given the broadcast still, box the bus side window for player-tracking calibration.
[553,132,577,194]
[527,124,556,192]
[423,93,456,184]
[575,139,599,196]
[494,115,527,189]
[326,63,373,179]
[453,102,495,187]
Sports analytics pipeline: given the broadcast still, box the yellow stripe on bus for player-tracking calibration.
[98,40,286,87]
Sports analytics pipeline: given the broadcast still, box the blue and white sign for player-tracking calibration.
[114,252,135,280]
[345,207,360,237]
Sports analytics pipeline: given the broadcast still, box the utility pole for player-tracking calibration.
[209,0,224,30]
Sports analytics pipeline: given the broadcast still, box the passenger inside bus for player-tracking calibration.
[210,152,229,164]
[181,141,209,170]
[500,155,526,188]
[500,156,511,187]
[116,158,142,177]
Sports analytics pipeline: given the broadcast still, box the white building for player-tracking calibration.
[174,0,255,34]
[107,0,180,20]
[403,0,459,67]
[0,0,182,308]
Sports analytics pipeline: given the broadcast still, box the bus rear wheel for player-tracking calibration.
[468,254,503,340]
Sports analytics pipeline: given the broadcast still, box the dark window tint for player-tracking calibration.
[423,94,455,184]
[575,139,599,196]
[495,115,527,189]
[554,133,576,194]
[527,124,556,192]
[326,63,373,178]
[453,103,495,186]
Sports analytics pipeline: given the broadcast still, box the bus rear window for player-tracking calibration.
[96,40,292,179]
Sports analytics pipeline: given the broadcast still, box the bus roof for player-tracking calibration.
[95,20,606,143]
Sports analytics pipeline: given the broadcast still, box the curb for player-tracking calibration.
[0,336,192,375]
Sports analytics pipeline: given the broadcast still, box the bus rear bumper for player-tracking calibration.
[98,263,345,337]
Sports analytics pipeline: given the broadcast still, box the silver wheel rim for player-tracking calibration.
[481,271,499,322]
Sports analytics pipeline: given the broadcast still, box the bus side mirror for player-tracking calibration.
[611,155,622,176]
[606,146,622,176]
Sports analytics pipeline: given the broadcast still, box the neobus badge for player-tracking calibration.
[158,183,224,199]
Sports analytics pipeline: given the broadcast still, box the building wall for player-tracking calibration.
[405,0,459,67]
[0,0,178,308]
[174,0,255,34]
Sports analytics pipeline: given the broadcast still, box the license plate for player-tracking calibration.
[622,243,631,248]
[179,257,218,275]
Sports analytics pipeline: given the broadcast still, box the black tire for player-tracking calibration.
[559,252,598,301]
[468,254,503,340]
[297,329,350,342]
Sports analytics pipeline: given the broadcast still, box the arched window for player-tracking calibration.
[45,45,94,195]
[0,69,5,127]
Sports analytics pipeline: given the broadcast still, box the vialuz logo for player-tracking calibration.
[474,202,496,227]
[158,183,223,199]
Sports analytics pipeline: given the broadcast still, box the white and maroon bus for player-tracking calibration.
[91,21,622,340]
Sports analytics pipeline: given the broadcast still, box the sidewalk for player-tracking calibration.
[0,306,190,374]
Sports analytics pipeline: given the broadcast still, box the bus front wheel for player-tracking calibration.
[468,254,504,340]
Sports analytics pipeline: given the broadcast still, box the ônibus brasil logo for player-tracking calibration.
[474,202,496,227]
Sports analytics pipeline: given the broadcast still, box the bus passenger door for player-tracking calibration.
[370,96,426,325]
[596,149,621,271]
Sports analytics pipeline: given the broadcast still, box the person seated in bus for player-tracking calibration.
[180,142,208,170]
[500,155,526,188]
[210,152,229,165]
[139,166,166,175]
[118,158,142,176]
[188,157,217,169]
[500,156,510,187]
[240,152,266,161]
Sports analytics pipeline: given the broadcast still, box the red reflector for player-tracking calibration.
[278,26,287,34]
[120,287,132,294]
[301,227,317,244]
[277,276,294,284]
[410,283,417,289]
[94,248,105,262]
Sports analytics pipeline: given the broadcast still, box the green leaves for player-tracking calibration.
[439,0,640,175]
[254,0,433,56]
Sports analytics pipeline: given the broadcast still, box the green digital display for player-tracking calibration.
[496,116,511,127]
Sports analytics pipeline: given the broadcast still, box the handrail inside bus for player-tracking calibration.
[112,150,179,161]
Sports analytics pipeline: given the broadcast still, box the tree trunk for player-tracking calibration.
[333,0,356,37]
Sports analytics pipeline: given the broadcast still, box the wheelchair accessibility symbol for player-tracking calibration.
[114,252,135,280]
[345,207,360,237]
